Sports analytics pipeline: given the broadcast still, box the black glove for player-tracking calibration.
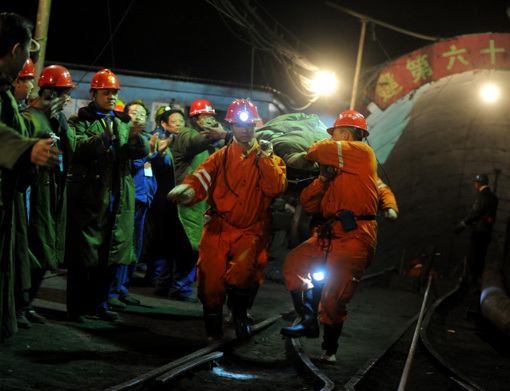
[319,164,337,181]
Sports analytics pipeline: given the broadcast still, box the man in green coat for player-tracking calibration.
[0,12,63,341]
[66,69,148,322]
[173,99,228,251]
[20,65,78,327]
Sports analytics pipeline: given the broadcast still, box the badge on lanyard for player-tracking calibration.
[144,162,153,177]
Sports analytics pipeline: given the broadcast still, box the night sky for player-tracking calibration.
[3,0,510,105]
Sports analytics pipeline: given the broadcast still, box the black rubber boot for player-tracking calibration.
[321,323,344,356]
[228,287,252,339]
[247,284,259,310]
[225,285,257,324]
[280,286,321,338]
[203,306,223,341]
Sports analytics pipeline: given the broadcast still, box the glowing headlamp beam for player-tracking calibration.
[239,111,249,121]
[312,271,325,282]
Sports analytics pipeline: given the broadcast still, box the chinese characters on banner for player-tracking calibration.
[373,33,510,109]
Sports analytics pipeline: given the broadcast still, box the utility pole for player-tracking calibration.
[325,2,438,111]
[34,0,52,79]
[350,18,367,110]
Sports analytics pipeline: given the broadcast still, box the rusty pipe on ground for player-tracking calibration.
[480,269,510,336]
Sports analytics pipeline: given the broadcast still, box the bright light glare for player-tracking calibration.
[481,84,499,102]
[312,271,325,282]
[212,366,258,380]
[310,71,337,95]
[239,111,249,121]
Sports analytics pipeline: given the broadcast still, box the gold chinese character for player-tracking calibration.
[406,55,433,83]
[480,40,505,65]
[376,73,403,103]
[442,45,468,70]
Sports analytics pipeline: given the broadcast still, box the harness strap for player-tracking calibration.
[355,215,376,221]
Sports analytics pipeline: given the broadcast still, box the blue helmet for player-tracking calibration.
[474,174,489,185]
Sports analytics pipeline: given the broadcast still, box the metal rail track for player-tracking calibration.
[104,314,301,390]
[291,323,335,391]
[106,267,473,391]
[105,311,335,391]
[343,274,488,391]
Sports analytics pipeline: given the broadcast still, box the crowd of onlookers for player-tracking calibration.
[1,11,250,340]
[2,11,403,365]
[14,65,238,325]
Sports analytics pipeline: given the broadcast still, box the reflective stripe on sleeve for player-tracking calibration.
[193,169,211,192]
[377,179,387,189]
[336,141,344,168]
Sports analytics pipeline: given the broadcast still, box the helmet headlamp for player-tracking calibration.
[239,111,249,122]
[312,271,325,282]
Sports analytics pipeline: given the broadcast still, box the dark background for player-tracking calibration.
[4,0,510,106]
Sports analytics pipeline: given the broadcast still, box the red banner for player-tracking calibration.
[372,33,510,109]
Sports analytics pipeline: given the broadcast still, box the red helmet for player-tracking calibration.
[18,58,37,78]
[189,99,216,117]
[38,65,76,88]
[114,98,125,112]
[225,98,261,124]
[327,110,369,137]
[90,69,121,90]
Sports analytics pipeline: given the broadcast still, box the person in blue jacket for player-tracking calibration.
[107,100,167,310]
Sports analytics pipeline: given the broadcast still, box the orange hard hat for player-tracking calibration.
[189,99,216,117]
[90,69,121,90]
[38,65,76,88]
[327,110,369,137]
[224,98,260,124]
[18,58,37,78]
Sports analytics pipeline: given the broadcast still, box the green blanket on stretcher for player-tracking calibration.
[255,112,330,173]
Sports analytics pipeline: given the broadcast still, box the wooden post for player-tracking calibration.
[33,0,52,79]
[350,18,367,111]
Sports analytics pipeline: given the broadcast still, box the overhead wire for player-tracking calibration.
[252,0,321,58]
[324,2,441,42]
[204,0,248,28]
[209,0,443,111]
[74,0,135,87]
[208,0,322,109]
[370,23,392,62]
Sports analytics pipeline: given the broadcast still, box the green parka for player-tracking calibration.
[22,110,76,270]
[172,127,224,250]
[66,103,149,268]
[0,88,51,340]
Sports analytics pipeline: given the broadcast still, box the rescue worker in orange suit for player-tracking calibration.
[455,173,498,285]
[280,110,398,363]
[168,98,287,340]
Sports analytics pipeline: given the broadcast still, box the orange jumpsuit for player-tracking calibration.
[283,139,395,325]
[182,140,287,308]
[377,178,398,212]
